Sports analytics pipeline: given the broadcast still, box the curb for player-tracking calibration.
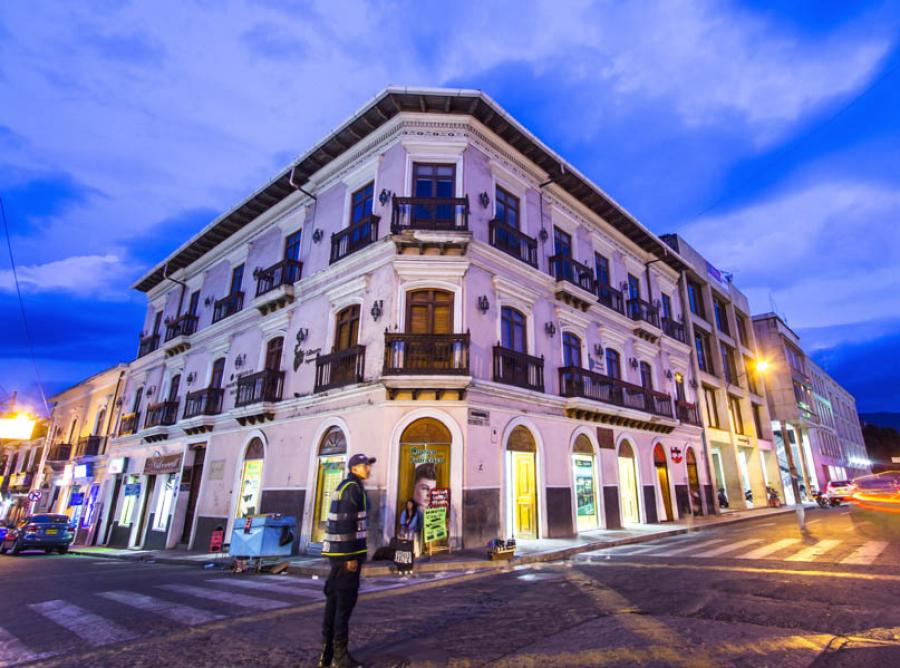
[71,506,801,576]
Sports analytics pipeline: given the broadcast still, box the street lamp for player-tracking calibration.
[0,413,36,440]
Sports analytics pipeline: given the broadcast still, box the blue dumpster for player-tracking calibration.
[228,514,296,558]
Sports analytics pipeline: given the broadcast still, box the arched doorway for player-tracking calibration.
[686,447,703,516]
[572,434,599,531]
[617,441,641,524]
[311,427,348,544]
[398,418,452,549]
[654,444,674,521]
[235,438,264,518]
[507,426,538,539]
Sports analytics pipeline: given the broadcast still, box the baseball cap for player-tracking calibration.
[348,453,376,469]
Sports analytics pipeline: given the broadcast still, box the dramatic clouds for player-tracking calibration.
[0,0,898,411]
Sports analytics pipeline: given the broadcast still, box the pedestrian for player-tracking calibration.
[319,453,375,668]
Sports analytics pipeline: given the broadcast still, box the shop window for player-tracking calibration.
[236,438,264,518]
[119,474,140,526]
[311,427,348,543]
[396,418,451,545]
[572,435,598,532]
[152,474,177,531]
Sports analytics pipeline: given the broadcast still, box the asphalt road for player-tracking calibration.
[0,505,897,667]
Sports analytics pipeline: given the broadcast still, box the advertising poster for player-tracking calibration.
[396,443,450,547]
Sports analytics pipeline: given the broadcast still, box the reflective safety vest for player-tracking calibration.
[320,476,368,560]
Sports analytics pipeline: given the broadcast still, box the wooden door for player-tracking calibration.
[513,451,537,539]
[180,448,205,544]
[406,289,453,334]
[618,450,640,524]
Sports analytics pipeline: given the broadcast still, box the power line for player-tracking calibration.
[0,196,49,415]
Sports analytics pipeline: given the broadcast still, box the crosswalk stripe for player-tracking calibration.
[29,600,136,646]
[840,541,890,566]
[697,539,762,558]
[737,539,801,560]
[785,539,842,562]
[644,539,726,557]
[256,575,323,591]
[0,626,57,667]
[98,591,224,626]
[158,584,290,611]
[209,579,322,598]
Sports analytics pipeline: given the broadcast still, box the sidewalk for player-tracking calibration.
[70,505,802,576]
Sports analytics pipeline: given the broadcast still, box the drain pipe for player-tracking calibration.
[538,163,566,270]
[163,263,188,318]
[289,165,317,201]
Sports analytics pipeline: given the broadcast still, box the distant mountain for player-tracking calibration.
[860,412,900,429]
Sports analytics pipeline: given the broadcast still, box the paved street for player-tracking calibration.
[1,507,898,667]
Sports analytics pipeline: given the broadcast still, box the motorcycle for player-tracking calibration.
[813,489,840,508]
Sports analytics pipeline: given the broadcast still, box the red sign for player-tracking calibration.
[429,488,450,508]
[670,446,684,464]
[209,528,224,552]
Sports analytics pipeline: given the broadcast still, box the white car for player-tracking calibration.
[824,480,855,504]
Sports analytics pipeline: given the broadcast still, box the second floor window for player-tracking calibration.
[554,227,572,257]
[594,253,610,286]
[687,280,705,318]
[695,331,712,373]
[230,264,244,295]
[265,337,284,371]
[152,311,163,336]
[720,342,737,384]
[714,298,729,335]
[605,348,621,380]
[285,229,302,262]
[627,274,640,301]
[188,290,200,317]
[639,361,653,389]
[168,374,181,402]
[500,307,526,352]
[735,313,748,346]
[495,186,519,228]
[132,387,143,414]
[563,333,581,368]
[351,182,374,225]
[703,386,720,428]
[210,358,226,388]
[413,163,455,227]
[407,289,453,334]
[661,294,672,321]
[675,373,686,401]
[334,305,360,351]
[728,395,744,434]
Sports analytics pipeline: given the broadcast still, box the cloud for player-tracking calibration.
[0,254,135,298]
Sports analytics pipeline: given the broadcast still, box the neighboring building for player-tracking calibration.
[0,426,46,523]
[659,235,782,510]
[33,365,128,544]
[106,86,715,555]
[861,422,900,473]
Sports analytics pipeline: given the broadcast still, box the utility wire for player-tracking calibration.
[0,196,49,415]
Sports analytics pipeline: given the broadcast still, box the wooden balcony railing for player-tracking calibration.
[549,255,595,293]
[661,317,686,344]
[383,333,470,375]
[137,333,160,357]
[255,259,302,297]
[676,400,702,426]
[212,291,244,323]
[558,367,674,418]
[626,298,660,328]
[144,400,180,428]
[235,369,285,407]
[391,196,469,232]
[164,314,199,341]
[493,346,544,393]
[75,435,104,458]
[597,283,625,315]
[47,443,72,462]
[119,412,140,436]
[314,346,366,392]
[183,387,224,419]
[331,216,380,264]
[489,219,538,268]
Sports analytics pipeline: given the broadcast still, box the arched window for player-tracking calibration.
[236,437,264,518]
[605,349,621,379]
[94,408,107,436]
[312,427,348,543]
[265,337,284,371]
[562,333,582,368]
[501,307,526,353]
[334,305,360,351]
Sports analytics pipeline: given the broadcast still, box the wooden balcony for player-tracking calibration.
[331,216,380,264]
[488,219,538,268]
[383,333,470,375]
[676,400,702,426]
[212,292,244,323]
[493,346,544,393]
[549,255,595,292]
[183,388,224,419]
[391,196,469,232]
[661,317,687,344]
[558,367,674,419]
[119,412,140,436]
[144,400,180,428]
[235,369,285,407]
[626,298,660,328]
[164,314,198,342]
[75,435,104,458]
[46,443,72,462]
[314,346,366,392]
[597,283,625,315]
[255,259,302,297]
[137,333,160,358]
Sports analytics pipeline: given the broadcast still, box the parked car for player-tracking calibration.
[824,480,856,504]
[0,514,73,555]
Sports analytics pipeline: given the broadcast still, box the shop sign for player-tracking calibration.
[467,409,490,426]
[207,459,226,481]
[423,506,448,543]
[670,447,684,464]
[596,427,615,450]
[74,464,92,479]
[124,483,142,497]
[69,492,85,507]
[143,453,182,476]
[107,457,126,475]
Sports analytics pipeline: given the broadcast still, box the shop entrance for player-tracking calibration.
[617,441,640,524]
[653,444,674,521]
[686,447,703,515]
[572,435,598,531]
[312,427,348,544]
[397,418,451,548]
[507,426,538,539]
[180,446,206,545]
[235,438,264,518]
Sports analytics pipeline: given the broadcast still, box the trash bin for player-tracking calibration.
[228,514,297,558]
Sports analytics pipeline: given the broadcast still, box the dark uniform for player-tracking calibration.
[320,470,369,667]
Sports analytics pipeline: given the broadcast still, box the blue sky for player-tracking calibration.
[1,0,898,414]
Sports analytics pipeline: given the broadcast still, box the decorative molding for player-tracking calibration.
[393,257,470,283]
[492,275,540,308]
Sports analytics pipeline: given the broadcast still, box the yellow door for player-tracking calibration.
[512,451,537,539]
[656,464,673,521]
[311,456,346,543]
[618,455,640,524]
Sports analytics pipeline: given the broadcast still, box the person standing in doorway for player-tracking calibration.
[319,453,375,668]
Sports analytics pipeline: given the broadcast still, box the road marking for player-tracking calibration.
[0,626,57,667]
[644,538,725,557]
[840,541,890,565]
[29,600,137,646]
[785,539,842,562]
[158,584,290,611]
[587,559,900,582]
[98,591,224,626]
[698,538,762,558]
[737,538,801,560]
[209,578,322,598]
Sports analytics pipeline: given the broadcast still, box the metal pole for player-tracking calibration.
[780,420,805,530]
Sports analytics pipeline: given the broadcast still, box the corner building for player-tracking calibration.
[107,87,714,554]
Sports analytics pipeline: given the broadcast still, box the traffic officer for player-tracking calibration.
[319,453,375,668]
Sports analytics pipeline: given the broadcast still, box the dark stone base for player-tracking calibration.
[194,515,228,553]
[107,522,131,548]
[674,484,690,518]
[462,488,500,548]
[143,513,170,550]
[260,488,306,555]
[704,484,716,515]
[602,486,621,529]
[545,487,574,538]
[643,485,659,524]
[364,488,384,553]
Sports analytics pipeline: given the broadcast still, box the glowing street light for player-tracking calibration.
[753,358,771,374]
[0,413,37,440]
